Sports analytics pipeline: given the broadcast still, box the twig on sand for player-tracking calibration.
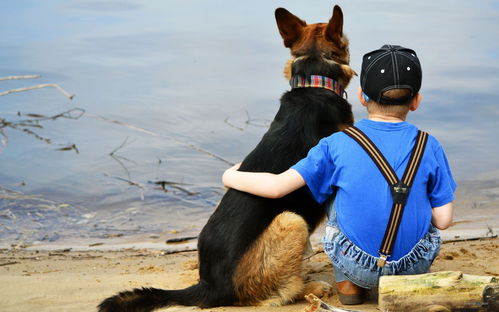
[442,234,498,244]
[304,294,362,312]
[0,261,20,267]
[166,236,198,244]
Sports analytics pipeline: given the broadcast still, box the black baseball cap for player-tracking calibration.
[360,44,422,105]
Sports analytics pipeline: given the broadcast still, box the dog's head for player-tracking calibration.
[275,5,355,89]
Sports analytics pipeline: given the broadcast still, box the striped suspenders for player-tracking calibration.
[343,126,429,267]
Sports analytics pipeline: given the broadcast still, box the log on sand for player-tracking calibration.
[379,271,498,312]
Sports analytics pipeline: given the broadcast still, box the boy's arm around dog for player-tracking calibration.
[223,163,306,199]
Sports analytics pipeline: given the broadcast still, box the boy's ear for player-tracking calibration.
[358,87,368,107]
[409,93,422,111]
[275,8,307,48]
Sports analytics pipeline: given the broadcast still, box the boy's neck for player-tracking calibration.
[368,113,406,123]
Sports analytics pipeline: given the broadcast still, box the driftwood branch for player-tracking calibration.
[379,271,498,312]
[0,83,75,100]
[0,75,41,81]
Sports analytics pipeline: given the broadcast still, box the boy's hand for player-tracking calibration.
[223,162,242,190]
[228,162,242,172]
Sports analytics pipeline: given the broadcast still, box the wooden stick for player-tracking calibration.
[0,261,20,267]
[0,75,41,81]
[0,83,74,100]
[379,271,498,312]
[304,294,362,312]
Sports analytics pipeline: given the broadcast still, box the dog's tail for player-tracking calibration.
[97,283,209,312]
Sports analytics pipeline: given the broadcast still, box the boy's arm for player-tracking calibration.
[431,202,453,230]
[222,163,306,198]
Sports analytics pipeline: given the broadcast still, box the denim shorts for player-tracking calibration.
[322,221,441,289]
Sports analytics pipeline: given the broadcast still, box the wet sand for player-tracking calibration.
[1,236,497,312]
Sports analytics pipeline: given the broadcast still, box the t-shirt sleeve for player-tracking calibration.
[291,138,335,204]
[428,141,457,207]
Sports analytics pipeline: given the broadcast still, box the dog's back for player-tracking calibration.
[98,5,355,312]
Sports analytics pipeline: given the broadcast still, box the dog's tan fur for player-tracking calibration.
[233,212,331,306]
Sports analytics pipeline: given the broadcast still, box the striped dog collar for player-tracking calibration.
[290,75,344,97]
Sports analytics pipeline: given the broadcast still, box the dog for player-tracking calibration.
[98,5,355,312]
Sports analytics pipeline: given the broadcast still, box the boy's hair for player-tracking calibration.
[366,88,412,118]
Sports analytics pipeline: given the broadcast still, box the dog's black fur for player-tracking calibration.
[98,5,354,312]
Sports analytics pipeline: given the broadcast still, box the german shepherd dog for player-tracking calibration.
[98,5,355,312]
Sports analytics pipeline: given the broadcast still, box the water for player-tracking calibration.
[1,0,498,248]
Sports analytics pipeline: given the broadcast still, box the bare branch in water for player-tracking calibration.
[149,180,199,196]
[1,108,85,150]
[0,75,41,81]
[109,137,137,181]
[104,173,145,200]
[87,113,235,166]
[224,110,250,131]
[0,128,8,151]
[109,136,134,156]
[0,84,75,100]
[18,108,85,122]
[56,144,79,154]
[107,138,146,200]
[224,109,271,131]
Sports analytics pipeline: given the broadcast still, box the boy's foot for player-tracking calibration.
[336,281,364,305]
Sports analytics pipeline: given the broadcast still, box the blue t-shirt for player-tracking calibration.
[292,119,456,260]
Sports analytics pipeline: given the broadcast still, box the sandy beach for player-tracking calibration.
[1,235,497,312]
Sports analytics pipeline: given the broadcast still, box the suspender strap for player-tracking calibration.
[343,126,429,267]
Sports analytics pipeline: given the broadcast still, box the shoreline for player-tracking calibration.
[0,237,497,312]
[1,219,496,252]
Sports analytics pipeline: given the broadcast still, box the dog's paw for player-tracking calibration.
[303,281,333,298]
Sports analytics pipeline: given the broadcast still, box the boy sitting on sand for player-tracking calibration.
[222,45,456,305]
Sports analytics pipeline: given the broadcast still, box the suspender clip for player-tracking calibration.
[390,181,410,205]
[377,254,389,267]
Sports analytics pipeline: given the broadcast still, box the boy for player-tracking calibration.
[222,45,456,305]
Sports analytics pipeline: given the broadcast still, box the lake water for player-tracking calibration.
[1,0,498,248]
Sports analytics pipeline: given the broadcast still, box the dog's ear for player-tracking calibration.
[325,5,343,45]
[275,8,306,48]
